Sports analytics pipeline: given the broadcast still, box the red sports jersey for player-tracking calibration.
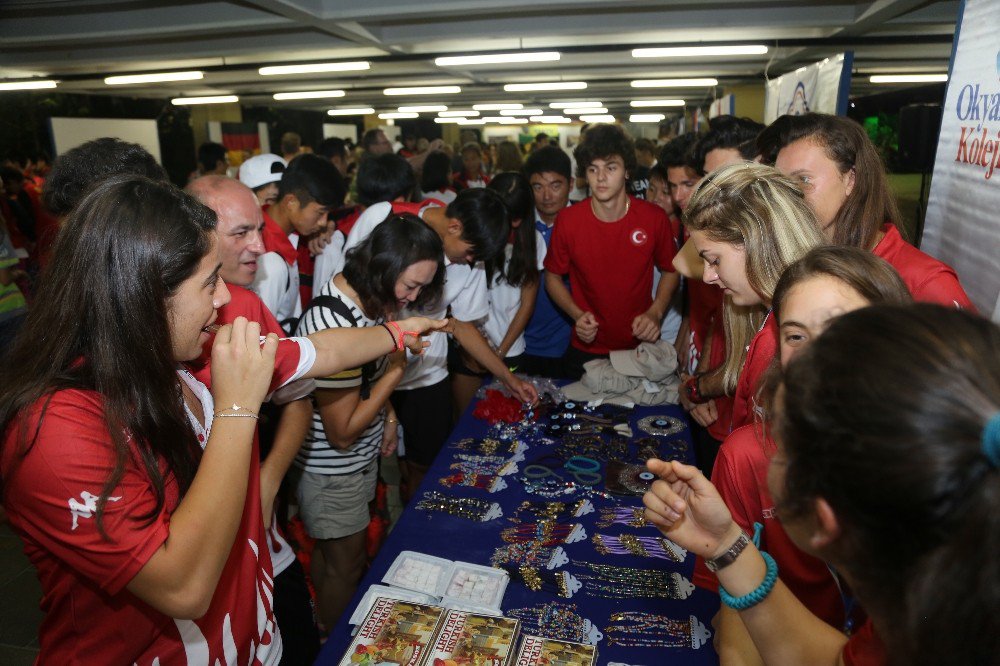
[729,312,778,432]
[544,197,677,354]
[692,425,859,632]
[873,224,973,309]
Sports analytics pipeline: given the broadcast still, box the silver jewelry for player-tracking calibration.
[637,415,686,436]
[705,531,751,572]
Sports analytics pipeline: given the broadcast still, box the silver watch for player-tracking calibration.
[705,532,750,572]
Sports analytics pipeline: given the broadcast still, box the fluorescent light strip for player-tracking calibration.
[498,118,529,124]
[273,90,345,100]
[869,74,948,83]
[384,86,461,95]
[562,107,607,115]
[630,99,686,107]
[172,95,238,105]
[379,112,419,119]
[435,51,560,66]
[549,101,603,109]
[631,78,718,88]
[105,71,203,85]
[458,119,486,125]
[259,61,370,75]
[529,115,572,123]
[398,105,448,112]
[579,114,616,123]
[328,107,375,116]
[473,103,523,110]
[0,80,57,91]
[632,45,768,58]
[500,108,543,116]
[434,117,462,123]
[482,116,510,122]
[505,82,587,92]
[438,110,479,117]
[630,114,665,123]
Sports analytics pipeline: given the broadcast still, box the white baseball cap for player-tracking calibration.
[238,153,286,190]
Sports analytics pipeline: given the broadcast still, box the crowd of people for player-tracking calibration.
[0,110,996,666]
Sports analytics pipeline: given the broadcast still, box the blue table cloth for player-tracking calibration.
[317,401,720,665]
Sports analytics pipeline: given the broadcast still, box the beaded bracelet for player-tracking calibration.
[719,550,779,611]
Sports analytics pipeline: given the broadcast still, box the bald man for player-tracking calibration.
[186,176,266,287]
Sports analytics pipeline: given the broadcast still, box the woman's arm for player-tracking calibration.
[127,318,277,619]
[304,316,446,380]
[260,397,313,525]
[315,352,406,449]
[496,280,539,358]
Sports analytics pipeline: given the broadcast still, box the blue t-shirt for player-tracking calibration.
[524,213,572,358]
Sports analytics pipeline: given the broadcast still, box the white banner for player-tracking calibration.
[922,0,1000,319]
[764,52,853,124]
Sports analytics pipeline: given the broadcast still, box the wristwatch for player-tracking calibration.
[705,531,751,572]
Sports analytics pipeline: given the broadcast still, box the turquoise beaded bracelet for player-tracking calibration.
[718,550,779,611]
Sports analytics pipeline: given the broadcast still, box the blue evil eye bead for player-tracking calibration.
[654,419,668,427]
[638,471,655,482]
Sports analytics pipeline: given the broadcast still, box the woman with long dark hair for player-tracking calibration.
[293,213,444,632]
[645,304,1000,666]
[0,176,443,663]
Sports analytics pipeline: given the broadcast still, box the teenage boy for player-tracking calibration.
[238,153,286,207]
[544,124,678,378]
[520,146,574,378]
[254,153,344,331]
[343,188,537,493]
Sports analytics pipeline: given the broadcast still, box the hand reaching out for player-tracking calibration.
[575,312,599,344]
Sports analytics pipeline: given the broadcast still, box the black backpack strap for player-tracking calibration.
[303,293,376,399]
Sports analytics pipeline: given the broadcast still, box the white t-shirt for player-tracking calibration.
[344,202,490,389]
[483,231,547,358]
[422,188,457,205]
[252,233,301,331]
[312,229,347,300]
[294,281,387,475]
[656,268,683,344]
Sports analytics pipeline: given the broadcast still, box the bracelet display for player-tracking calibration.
[718,551,779,611]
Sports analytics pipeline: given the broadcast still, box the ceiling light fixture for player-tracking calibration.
[631,78,718,88]
[438,110,479,117]
[435,52,560,66]
[869,74,948,83]
[384,86,461,95]
[378,112,419,119]
[434,117,462,123]
[327,107,375,116]
[171,95,239,105]
[562,107,608,115]
[259,61,370,75]
[0,80,57,91]
[473,103,523,110]
[529,115,572,123]
[458,119,487,125]
[500,108,543,116]
[579,114,616,123]
[273,90,345,100]
[498,118,529,124]
[398,105,448,112]
[630,99,686,107]
[505,82,587,92]
[629,114,666,123]
[548,101,603,109]
[632,45,768,58]
[105,71,203,85]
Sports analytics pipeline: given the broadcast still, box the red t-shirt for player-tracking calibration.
[692,425,858,631]
[729,311,778,432]
[842,619,887,666]
[873,224,973,309]
[544,197,677,354]
[1,388,283,665]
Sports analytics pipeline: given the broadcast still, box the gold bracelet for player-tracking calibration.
[214,412,259,419]
[214,403,259,420]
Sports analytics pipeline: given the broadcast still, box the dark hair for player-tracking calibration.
[343,213,445,317]
[316,137,348,162]
[445,187,509,264]
[523,145,572,182]
[420,151,452,194]
[692,115,765,173]
[649,162,670,184]
[756,113,902,249]
[277,153,345,208]
[357,153,416,206]
[658,132,701,172]
[573,124,637,179]
[0,167,25,186]
[361,129,385,152]
[535,133,549,142]
[280,132,301,156]
[0,175,215,534]
[460,142,482,157]
[486,173,538,288]
[494,141,523,173]
[197,142,227,173]
[779,304,1000,666]
[634,138,657,156]
[42,138,167,216]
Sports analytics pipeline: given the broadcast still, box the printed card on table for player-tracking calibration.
[425,609,521,666]
[341,597,446,666]
[512,634,597,666]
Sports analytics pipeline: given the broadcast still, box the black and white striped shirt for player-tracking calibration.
[293,281,387,475]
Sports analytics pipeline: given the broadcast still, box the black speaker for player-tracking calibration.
[898,104,942,172]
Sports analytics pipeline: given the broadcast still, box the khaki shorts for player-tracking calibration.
[293,460,377,540]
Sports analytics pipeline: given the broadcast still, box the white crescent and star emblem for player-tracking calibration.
[630,229,648,246]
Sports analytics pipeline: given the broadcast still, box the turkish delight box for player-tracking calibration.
[340,596,447,666]
[423,609,521,666]
[512,634,597,666]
